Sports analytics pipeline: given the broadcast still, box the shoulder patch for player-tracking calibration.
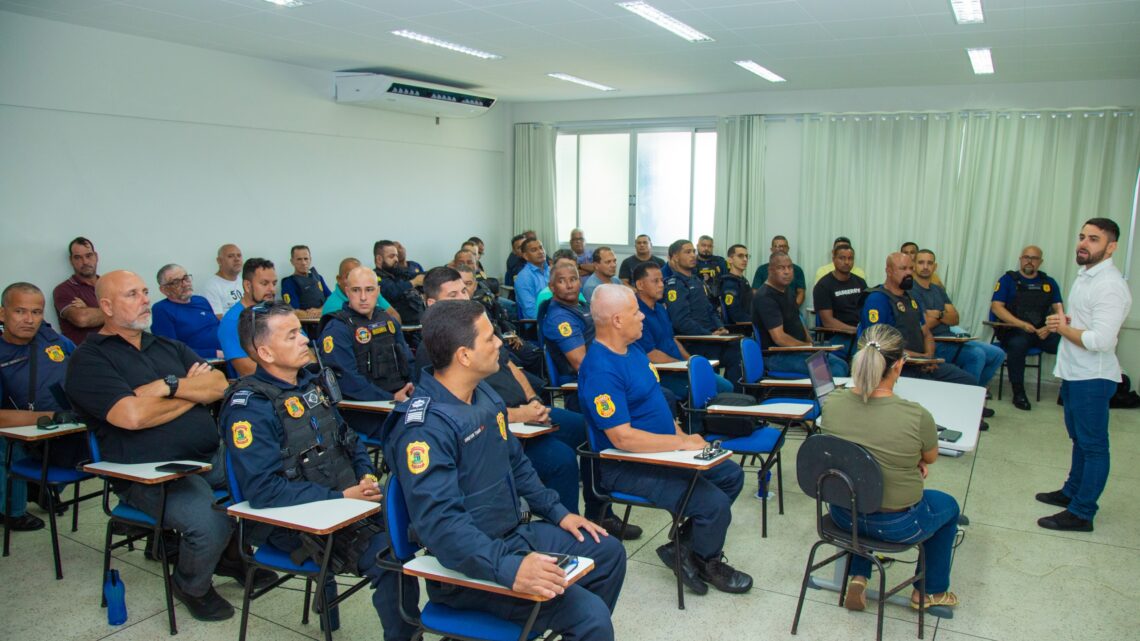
[724,293,735,307]
[322,335,334,353]
[405,397,429,425]
[387,321,396,333]
[406,441,430,474]
[283,293,291,304]
[994,281,1001,292]
[593,393,616,419]
[649,362,660,382]
[910,299,918,309]
[45,345,66,363]
[497,412,507,440]
[868,309,880,323]
[284,396,305,418]
[231,421,253,449]
[558,321,572,337]
[1043,283,1051,293]
[667,289,678,302]
[229,389,253,407]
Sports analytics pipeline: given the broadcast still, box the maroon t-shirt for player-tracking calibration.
[53,275,100,344]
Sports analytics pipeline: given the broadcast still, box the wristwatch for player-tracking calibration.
[164,375,179,399]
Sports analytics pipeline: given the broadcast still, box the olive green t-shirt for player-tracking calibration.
[820,389,938,510]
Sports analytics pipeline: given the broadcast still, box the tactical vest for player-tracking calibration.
[331,310,410,393]
[228,377,358,491]
[868,286,925,353]
[290,270,326,309]
[1005,270,1054,328]
[376,268,425,325]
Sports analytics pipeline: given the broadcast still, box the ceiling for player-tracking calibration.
[4,0,1139,102]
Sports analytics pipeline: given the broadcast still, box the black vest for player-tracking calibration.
[330,309,410,393]
[1005,270,1054,328]
[290,270,326,309]
[227,377,358,491]
[869,286,925,353]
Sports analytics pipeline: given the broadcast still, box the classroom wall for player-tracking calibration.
[0,11,510,328]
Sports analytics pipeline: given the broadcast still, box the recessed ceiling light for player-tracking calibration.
[617,2,713,43]
[262,0,307,7]
[390,30,502,60]
[733,60,786,83]
[950,0,985,25]
[547,73,616,91]
[967,47,994,74]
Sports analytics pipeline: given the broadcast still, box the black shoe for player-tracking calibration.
[171,582,235,621]
[985,391,993,400]
[696,554,753,594]
[597,516,643,541]
[979,420,989,432]
[215,560,280,590]
[1035,489,1071,508]
[1037,509,1092,532]
[982,407,995,418]
[4,513,45,531]
[1013,393,1031,411]
[656,543,707,595]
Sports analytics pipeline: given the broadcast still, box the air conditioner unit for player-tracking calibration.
[334,73,495,119]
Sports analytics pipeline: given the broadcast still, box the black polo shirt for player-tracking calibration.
[66,332,218,465]
[752,283,807,349]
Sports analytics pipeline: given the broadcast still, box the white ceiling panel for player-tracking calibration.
[699,2,817,29]
[798,0,916,22]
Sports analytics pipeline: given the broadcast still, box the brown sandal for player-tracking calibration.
[845,576,868,611]
[911,591,959,609]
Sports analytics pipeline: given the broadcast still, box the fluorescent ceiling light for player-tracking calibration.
[967,47,994,74]
[390,30,502,60]
[950,0,985,25]
[617,2,713,43]
[733,60,786,83]
[547,73,616,91]
[262,0,307,7]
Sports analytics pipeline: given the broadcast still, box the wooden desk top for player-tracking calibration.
[338,399,396,414]
[509,423,559,439]
[599,447,734,470]
[766,344,842,353]
[83,460,212,485]
[228,498,380,535]
[933,335,972,343]
[403,554,594,602]
[707,402,812,419]
[906,357,946,365]
[654,360,719,373]
[0,422,86,443]
[674,334,743,343]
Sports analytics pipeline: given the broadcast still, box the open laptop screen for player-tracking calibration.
[806,351,835,399]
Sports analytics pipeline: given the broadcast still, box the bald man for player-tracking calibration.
[66,270,274,621]
[321,257,398,320]
[201,243,244,317]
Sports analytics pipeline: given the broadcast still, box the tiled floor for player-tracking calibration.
[4,380,1138,641]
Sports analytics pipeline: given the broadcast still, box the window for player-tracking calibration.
[555,128,717,247]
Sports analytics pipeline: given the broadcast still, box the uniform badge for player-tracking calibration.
[387,321,396,334]
[355,327,372,344]
[910,299,918,310]
[868,309,879,323]
[497,412,507,440]
[994,282,1001,292]
[284,396,305,418]
[231,421,253,449]
[302,388,322,408]
[44,345,65,363]
[724,294,734,307]
[896,301,906,313]
[406,397,429,424]
[406,441,430,474]
[649,363,660,382]
[594,394,616,419]
[230,390,253,407]
[1043,283,1051,293]
[667,290,678,303]
[558,322,572,337]
[318,282,324,291]
[322,335,334,353]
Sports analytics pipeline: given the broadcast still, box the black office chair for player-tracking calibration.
[790,435,927,641]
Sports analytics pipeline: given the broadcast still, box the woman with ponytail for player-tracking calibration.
[820,323,961,611]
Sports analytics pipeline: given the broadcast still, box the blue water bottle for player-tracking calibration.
[104,569,128,625]
[755,470,773,500]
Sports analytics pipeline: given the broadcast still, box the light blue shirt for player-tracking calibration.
[514,262,550,319]
[321,285,392,317]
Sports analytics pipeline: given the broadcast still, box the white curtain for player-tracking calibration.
[513,123,558,253]
[714,115,766,257]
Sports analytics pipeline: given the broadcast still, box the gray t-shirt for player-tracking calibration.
[820,388,938,510]
[911,282,953,336]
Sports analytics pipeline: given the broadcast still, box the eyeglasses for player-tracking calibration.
[1019,256,1042,262]
[163,274,193,287]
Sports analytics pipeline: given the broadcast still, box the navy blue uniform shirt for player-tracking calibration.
[635,296,682,360]
[319,304,412,401]
[578,341,675,452]
[541,300,594,383]
[0,324,74,411]
[664,270,723,336]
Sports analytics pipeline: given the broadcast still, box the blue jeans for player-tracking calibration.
[1,441,28,517]
[1060,379,1115,520]
[830,489,959,594]
[766,352,849,378]
[935,340,1005,386]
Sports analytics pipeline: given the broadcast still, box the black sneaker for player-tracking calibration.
[1013,392,1031,411]
[979,420,989,432]
[1035,489,1071,508]
[597,516,643,541]
[697,554,753,594]
[4,513,45,531]
[982,407,995,418]
[1037,509,1092,532]
[171,582,234,621]
[656,543,707,595]
[215,560,280,590]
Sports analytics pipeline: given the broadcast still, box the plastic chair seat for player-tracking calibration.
[819,515,917,554]
[110,503,157,527]
[10,458,93,484]
[253,543,320,573]
[421,602,539,641]
[705,426,782,453]
[609,490,653,505]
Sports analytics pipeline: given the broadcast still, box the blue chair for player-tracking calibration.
[741,335,804,383]
[383,474,554,638]
[739,338,821,423]
[224,449,373,641]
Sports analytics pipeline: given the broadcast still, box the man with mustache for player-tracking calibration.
[151,264,222,359]
[52,237,104,344]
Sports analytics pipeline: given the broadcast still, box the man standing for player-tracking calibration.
[751,236,805,306]
[201,244,244,318]
[582,247,618,303]
[218,258,278,377]
[619,234,666,285]
[570,229,595,277]
[281,245,330,314]
[754,253,849,378]
[664,239,743,386]
[990,245,1064,410]
[514,238,551,320]
[151,264,221,359]
[717,244,753,324]
[384,299,626,639]
[52,237,103,344]
[1037,219,1131,532]
[374,240,426,327]
[812,243,867,337]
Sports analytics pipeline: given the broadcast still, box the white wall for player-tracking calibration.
[0,11,509,327]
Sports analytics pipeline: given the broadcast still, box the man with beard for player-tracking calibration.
[753,236,806,307]
[582,247,619,303]
[813,243,868,340]
[218,258,278,377]
[754,253,848,378]
[618,234,666,286]
[663,240,743,387]
[990,245,1064,410]
[695,235,728,304]
[52,237,103,344]
[717,244,753,324]
[373,240,426,327]
[1036,219,1132,532]
[151,264,221,359]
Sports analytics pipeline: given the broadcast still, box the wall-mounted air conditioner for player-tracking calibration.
[334,73,495,119]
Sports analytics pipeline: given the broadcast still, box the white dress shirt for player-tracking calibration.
[1054,258,1132,382]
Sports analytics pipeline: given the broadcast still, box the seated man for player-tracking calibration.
[753,253,849,377]
[219,258,278,377]
[322,257,397,321]
[373,240,425,326]
[1,282,89,531]
[752,236,806,306]
[457,261,543,378]
[53,236,103,344]
[579,284,751,595]
[582,246,619,303]
[221,301,419,641]
[570,228,595,276]
[717,244,753,324]
[634,263,732,400]
[695,235,728,305]
[281,245,330,313]
[151,264,221,359]
[901,242,942,287]
[538,252,589,310]
[619,234,666,286]
[383,299,626,640]
[503,233,528,288]
[812,243,867,343]
[394,241,424,280]
[66,270,272,622]
[990,245,1063,410]
[541,263,594,385]
[664,239,743,386]
[812,236,868,286]
[514,238,551,320]
[912,249,1005,391]
[201,244,244,318]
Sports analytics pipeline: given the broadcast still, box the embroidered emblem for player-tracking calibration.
[497,412,507,440]
[283,293,291,304]
[896,301,906,313]
[994,282,1001,292]
[285,396,305,418]
[407,441,430,474]
[356,327,371,344]
[231,421,253,449]
[594,394,616,419]
[322,335,334,353]
[868,309,879,323]
[1043,283,1051,293]
[649,363,660,382]
[667,290,678,303]
[724,293,734,306]
[387,321,396,333]
[302,388,321,408]
[45,345,65,363]
[910,299,918,310]
[558,322,572,337]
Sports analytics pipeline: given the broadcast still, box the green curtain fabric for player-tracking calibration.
[513,123,558,253]
[714,115,766,259]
